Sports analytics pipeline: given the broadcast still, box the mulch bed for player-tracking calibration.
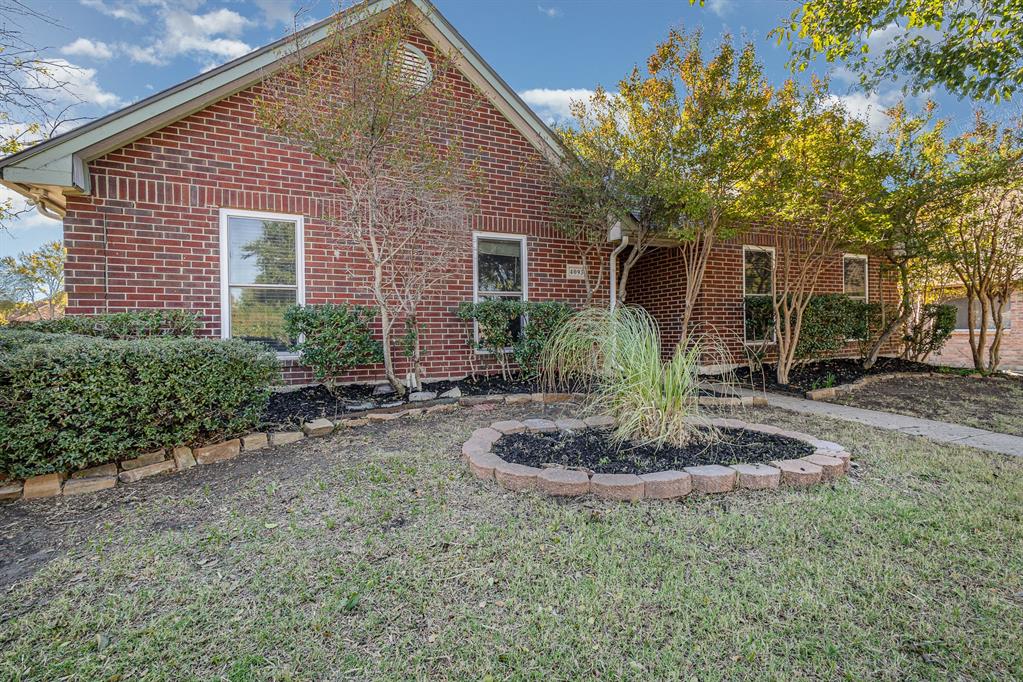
[723,357,938,396]
[260,375,544,430]
[492,428,814,475]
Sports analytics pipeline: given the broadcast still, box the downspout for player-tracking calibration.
[609,236,629,311]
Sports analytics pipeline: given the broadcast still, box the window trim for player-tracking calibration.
[471,231,528,353]
[219,207,305,359]
[843,253,869,301]
[742,245,775,345]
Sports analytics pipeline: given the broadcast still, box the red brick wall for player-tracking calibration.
[624,229,900,368]
[62,33,610,385]
[930,290,1023,371]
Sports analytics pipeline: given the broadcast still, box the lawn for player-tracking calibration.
[1,403,1021,681]
[829,373,1023,437]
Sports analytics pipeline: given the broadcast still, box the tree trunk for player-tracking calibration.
[679,229,714,345]
[373,263,406,396]
[864,261,913,370]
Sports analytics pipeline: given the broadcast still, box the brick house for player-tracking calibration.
[0,0,897,384]
[930,289,1023,371]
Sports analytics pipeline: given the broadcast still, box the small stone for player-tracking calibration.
[494,460,540,491]
[805,387,837,400]
[63,476,117,496]
[471,427,503,445]
[338,418,370,427]
[467,451,504,480]
[801,454,845,480]
[531,392,546,403]
[472,403,496,412]
[812,439,846,453]
[459,395,503,407]
[542,393,573,404]
[118,460,175,483]
[522,418,557,433]
[491,420,526,435]
[379,401,403,409]
[504,393,532,404]
[302,418,334,437]
[538,468,590,496]
[272,431,305,445]
[71,463,118,479]
[709,418,746,430]
[771,459,823,486]
[745,423,782,435]
[439,387,462,399]
[0,482,24,501]
[778,430,816,444]
[554,418,588,431]
[173,446,196,470]
[405,408,424,417]
[684,465,737,494]
[639,470,692,499]
[408,391,437,402]
[590,473,645,501]
[346,401,375,412]
[730,463,781,490]
[120,449,165,471]
[366,412,399,422]
[461,438,492,460]
[821,449,851,471]
[427,403,457,414]
[241,433,268,450]
[194,439,242,465]
[583,415,615,429]
[22,473,64,499]
[372,384,394,396]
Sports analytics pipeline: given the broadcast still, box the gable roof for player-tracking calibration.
[0,0,564,219]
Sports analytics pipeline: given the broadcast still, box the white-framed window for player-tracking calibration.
[843,254,868,301]
[743,245,774,343]
[473,232,528,346]
[219,208,305,355]
[948,295,1013,331]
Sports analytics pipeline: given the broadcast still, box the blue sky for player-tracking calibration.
[1,0,984,258]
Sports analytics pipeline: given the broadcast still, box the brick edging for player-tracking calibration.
[0,391,579,503]
[463,417,852,501]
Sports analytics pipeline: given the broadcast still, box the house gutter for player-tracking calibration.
[609,236,628,311]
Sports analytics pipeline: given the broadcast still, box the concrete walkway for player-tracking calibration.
[713,384,1023,458]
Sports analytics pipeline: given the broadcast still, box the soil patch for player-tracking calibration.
[261,375,543,430]
[492,427,814,475]
[722,357,941,396]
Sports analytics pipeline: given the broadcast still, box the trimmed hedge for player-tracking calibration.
[744,294,882,361]
[457,300,574,378]
[9,309,199,339]
[283,303,383,393]
[0,331,280,478]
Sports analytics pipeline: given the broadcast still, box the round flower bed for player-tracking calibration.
[461,416,851,501]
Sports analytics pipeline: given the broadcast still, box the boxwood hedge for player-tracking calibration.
[0,330,280,479]
[10,308,199,339]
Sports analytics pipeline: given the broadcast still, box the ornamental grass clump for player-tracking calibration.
[540,306,704,448]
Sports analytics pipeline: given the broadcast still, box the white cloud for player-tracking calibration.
[828,90,901,133]
[519,88,594,124]
[23,59,124,110]
[79,0,146,24]
[61,38,115,60]
[253,0,299,27]
[707,0,733,18]
[537,4,561,18]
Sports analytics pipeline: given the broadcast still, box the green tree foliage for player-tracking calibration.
[772,0,1023,101]
[456,300,574,380]
[283,304,383,395]
[902,302,956,362]
[0,241,66,320]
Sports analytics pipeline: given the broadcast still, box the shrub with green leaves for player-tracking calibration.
[457,300,574,379]
[744,294,879,362]
[903,303,956,361]
[0,331,280,478]
[540,306,703,448]
[283,304,382,394]
[10,309,200,339]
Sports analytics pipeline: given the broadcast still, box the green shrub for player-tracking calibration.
[540,306,702,447]
[0,332,280,478]
[283,303,382,394]
[514,301,574,378]
[903,303,956,361]
[457,300,574,379]
[11,309,199,339]
[743,294,878,361]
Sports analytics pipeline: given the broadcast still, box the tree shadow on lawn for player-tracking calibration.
[0,403,1021,680]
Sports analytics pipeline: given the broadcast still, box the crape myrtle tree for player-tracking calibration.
[773,0,1023,102]
[258,1,482,395]
[939,113,1023,373]
[744,80,879,385]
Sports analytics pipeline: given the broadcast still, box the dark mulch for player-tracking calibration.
[723,357,942,396]
[492,427,814,475]
[261,375,545,430]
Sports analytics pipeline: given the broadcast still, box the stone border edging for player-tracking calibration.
[0,391,580,503]
[462,416,852,501]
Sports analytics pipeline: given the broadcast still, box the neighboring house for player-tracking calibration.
[930,289,1023,371]
[0,0,897,384]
